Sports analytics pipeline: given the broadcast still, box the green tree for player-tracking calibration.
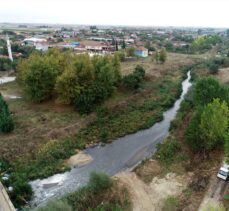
[153,50,160,63]
[186,99,228,151]
[200,99,228,150]
[126,47,135,57]
[55,67,82,104]
[194,77,228,106]
[185,107,203,151]
[18,53,61,102]
[112,54,121,82]
[0,94,14,133]
[121,40,126,49]
[225,132,229,164]
[123,65,145,90]
[115,50,125,62]
[159,48,167,63]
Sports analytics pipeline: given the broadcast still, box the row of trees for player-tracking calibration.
[0,94,14,133]
[18,49,122,113]
[191,35,222,53]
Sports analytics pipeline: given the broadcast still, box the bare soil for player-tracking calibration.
[65,151,93,168]
[217,67,229,84]
[116,171,191,211]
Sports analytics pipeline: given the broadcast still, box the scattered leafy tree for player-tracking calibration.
[126,47,135,57]
[159,48,167,63]
[0,94,14,133]
[123,65,145,90]
[121,40,126,49]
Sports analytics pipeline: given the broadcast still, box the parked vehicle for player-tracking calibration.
[217,163,229,181]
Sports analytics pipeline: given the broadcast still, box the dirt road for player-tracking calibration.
[116,172,189,211]
[198,176,229,210]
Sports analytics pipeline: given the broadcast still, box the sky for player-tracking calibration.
[0,0,229,28]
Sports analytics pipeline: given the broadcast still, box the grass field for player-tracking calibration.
[0,53,203,180]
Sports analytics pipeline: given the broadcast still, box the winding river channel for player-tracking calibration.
[0,71,192,206]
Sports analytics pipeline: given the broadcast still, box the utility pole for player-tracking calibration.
[6,35,13,62]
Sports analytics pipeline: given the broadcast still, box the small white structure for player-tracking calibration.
[134,46,148,58]
[6,35,13,62]
[23,37,48,51]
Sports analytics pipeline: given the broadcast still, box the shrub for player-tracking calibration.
[155,138,180,163]
[36,200,72,211]
[194,77,229,106]
[7,173,32,208]
[208,62,219,74]
[115,51,125,62]
[0,94,14,133]
[162,196,180,211]
[88,172,113,193]
[123,65,145,90]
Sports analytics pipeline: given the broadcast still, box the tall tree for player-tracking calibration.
[200,99,228,150]
[159,48,167,64]
[122,40,126,49]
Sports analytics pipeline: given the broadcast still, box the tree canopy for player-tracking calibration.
[18,49,121,113]
[185,99,228,151]
[194,77,229,106]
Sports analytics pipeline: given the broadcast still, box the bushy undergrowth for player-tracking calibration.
[162,196,180,211]
[155,138,181,164]
[0,94,14,133]
[0,160,32,208]
[34,172,130,211]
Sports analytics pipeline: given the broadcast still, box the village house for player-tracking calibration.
[134,46,148,57]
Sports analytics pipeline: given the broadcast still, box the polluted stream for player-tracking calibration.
[1,72,192,206]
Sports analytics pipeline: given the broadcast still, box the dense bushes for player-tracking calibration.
[0,94,14,133]
[155,138,180,163]
[35,172,130,211]
[194,77,229,106]
[0,160,32,208]
[0,58,12,71]
[123,65,145,90]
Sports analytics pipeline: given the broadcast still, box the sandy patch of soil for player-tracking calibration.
[217,68,229,84]
[65,151,93,168]
[116,172,190,211]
